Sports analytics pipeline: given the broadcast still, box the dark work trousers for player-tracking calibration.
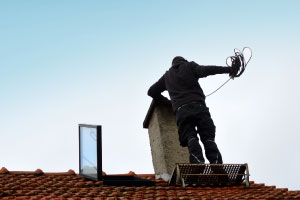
[175,102,223,164]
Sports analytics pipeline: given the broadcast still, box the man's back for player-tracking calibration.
[164,61,206,111]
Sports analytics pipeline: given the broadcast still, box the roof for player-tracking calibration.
[1,167,300,199]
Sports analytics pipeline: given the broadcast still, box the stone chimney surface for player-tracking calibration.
[144,100,189,180]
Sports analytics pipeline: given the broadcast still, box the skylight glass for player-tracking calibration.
[79,125,101,180]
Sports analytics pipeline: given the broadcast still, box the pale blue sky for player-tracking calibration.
[1,1,300,190]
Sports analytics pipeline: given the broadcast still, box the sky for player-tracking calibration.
[1,0,300,190]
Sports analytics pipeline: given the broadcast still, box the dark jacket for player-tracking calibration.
[148,57,231,111]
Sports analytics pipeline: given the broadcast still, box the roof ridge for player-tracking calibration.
[0,167,76,175]
[0,167,155,177]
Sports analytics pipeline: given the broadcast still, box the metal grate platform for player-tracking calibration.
[168,163,250,187]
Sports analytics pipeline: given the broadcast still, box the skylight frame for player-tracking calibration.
[79,124,102,181]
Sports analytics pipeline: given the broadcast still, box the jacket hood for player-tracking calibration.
[172,56,187,67]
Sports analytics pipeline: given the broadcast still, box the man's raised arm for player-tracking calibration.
[191,61,232,78]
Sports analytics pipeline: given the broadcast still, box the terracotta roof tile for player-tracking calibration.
[0,167,9,174]
[0,167,300,199]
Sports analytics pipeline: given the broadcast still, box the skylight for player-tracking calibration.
[79,124,102,181]
[79,124,154,186]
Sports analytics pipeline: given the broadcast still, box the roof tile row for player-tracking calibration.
[1,167,300,199]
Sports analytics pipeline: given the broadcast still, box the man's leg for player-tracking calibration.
[195,107,228,182]
[176,107,205,164]
[197,112,223,164]
[187,134,205,164]
[201,135,223,164]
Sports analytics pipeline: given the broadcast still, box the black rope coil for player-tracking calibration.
[206,47,252,97]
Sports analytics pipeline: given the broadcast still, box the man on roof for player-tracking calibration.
[147,56,240,164]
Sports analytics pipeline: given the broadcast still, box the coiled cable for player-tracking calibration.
[205,47,252,97]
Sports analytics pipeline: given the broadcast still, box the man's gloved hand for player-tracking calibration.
[229,56,241,79]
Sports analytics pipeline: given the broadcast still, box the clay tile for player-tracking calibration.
[67,169,76,175]
[0,167,9,174]
[34,169,44,175]
[128,171,136,176]
[102,171,107,176]
[86,181,94,186]
[278,188,288,192]
[95,181,103,186]
[75,182,85,187]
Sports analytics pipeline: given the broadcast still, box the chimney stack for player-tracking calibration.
[143,100,189,180]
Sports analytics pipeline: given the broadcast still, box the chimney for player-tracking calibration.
[143,100,189,180]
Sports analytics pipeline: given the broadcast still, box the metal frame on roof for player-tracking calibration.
[169,163,250,187]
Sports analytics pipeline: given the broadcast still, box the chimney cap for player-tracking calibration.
[143,99,172,128]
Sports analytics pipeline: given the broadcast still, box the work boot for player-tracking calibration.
[187,136,205,164]
[202,139,223,164]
